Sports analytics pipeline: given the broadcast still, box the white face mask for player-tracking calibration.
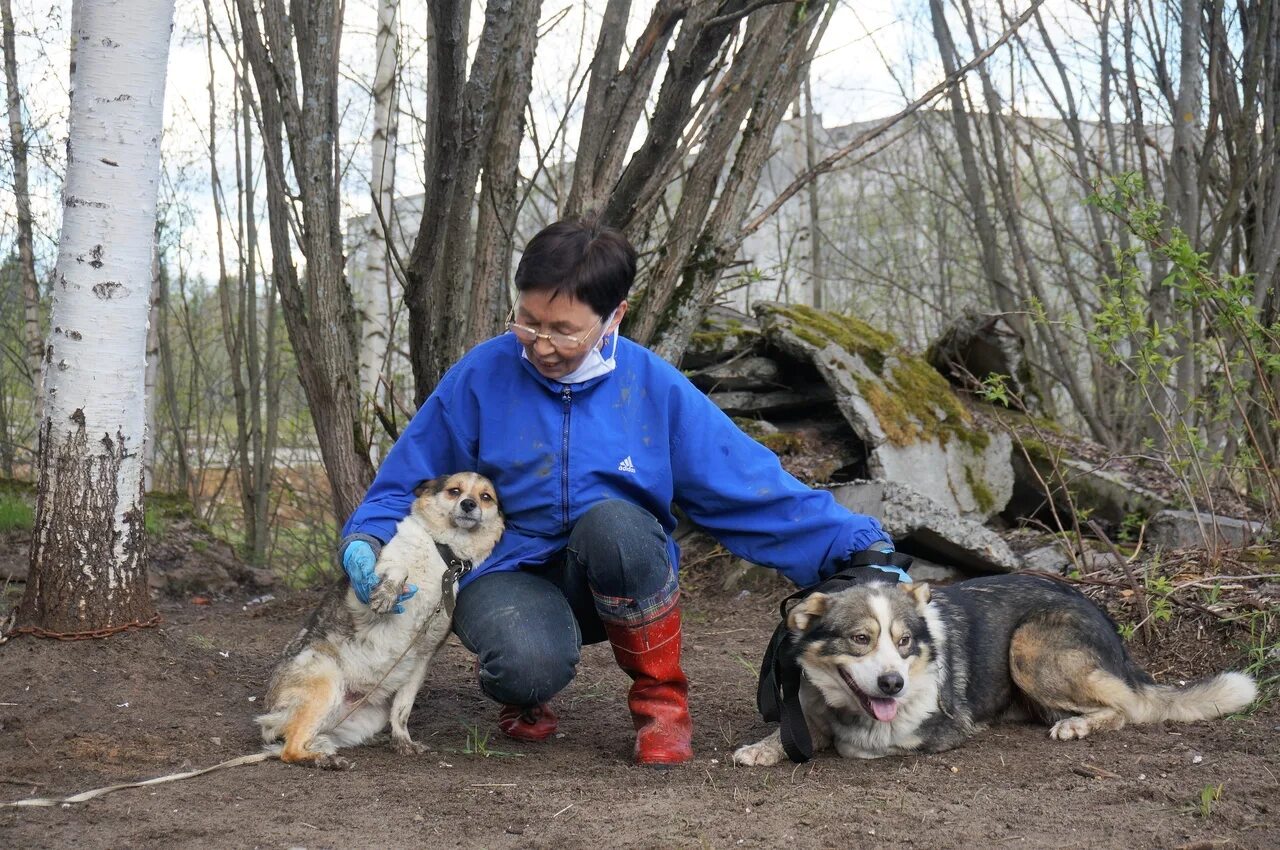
[522,307,619,385]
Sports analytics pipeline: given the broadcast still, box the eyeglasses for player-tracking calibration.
[506,307,603,352]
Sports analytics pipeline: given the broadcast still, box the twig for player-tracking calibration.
[552,803,574,818]
[1087,520,1151,644]
[373,401,400,442]
[1034,571,1234,622]
[1073,763,1121,780]
[742,0,1049,238]
[1174,573,1280,590]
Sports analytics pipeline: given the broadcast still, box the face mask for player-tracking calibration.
[527,308,619,385]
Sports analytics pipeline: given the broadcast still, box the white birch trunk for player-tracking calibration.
[359,0,399,417]
[18,0,175,632]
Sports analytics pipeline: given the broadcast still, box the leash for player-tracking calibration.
[756,550,914,764]
[3,547,478,809]
[435,542,473,617]
[329,542,473,729]
[1,752,274,808]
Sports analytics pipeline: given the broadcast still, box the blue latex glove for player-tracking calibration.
[862,542,912,584]
[342,540,418,613]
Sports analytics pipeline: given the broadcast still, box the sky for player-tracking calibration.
[0,0,1124,285]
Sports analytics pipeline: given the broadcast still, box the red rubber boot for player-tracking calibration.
[497,703,559,742]
[604,605,693,765]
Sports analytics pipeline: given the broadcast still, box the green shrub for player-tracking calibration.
[0,491,34,534]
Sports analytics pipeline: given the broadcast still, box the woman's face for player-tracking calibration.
[511,289,626,380]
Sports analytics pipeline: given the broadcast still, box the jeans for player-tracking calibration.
[452,500,679,708]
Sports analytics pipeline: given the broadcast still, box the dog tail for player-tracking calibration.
[1124,672,1257,723]
[256,709,288,744]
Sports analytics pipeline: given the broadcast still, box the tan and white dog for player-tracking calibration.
[257,472,503,769]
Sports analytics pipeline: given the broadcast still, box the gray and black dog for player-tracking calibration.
[735,574,1257,764]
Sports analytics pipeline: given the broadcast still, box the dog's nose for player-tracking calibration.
[460,498,477,513]
[877,672,904,696]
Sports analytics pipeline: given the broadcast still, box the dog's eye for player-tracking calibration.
[447,487,461,497]
[852,634,870,645]
[897,635,911,648]
[480,493,493,501]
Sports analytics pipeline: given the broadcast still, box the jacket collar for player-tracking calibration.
[510,333,620,395]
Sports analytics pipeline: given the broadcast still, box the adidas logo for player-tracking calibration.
[617,456,636,474]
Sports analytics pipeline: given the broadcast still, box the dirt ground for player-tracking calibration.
[1,561,1276,850]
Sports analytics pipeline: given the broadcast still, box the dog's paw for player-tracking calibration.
[391,737,429,756]
[1049,716,1092,741]
[314,754,355,771]
[733,741,784,767]
[368,579,402,615]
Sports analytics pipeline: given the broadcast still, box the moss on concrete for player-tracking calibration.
[690,317,757,353]
[757,431,805,455]
[763,303,993,452]
[773,304,895,375]
[965,465,996,514]
[732,417,803,455]
[850,359,989,451]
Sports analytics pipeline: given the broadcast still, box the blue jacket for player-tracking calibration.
[342,333,892,588]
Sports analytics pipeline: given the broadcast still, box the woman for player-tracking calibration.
[339,219,898,765]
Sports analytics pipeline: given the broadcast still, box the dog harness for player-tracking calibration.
[756,550,915,763]
[434,542,474,617]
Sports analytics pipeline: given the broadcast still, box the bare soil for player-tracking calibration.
[2,555,1277,850]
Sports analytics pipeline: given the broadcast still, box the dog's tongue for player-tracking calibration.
[869,697,898,722]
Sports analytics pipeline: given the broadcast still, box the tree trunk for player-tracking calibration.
[206,0,255,551]
[360,0,399,413]
[803,74,823,310]
[156,246,191,501]
[630,4,796,347]
[1,0,43,404]
[18,0,175,633]
[142,239,161,493]
[466,0,540,348]
[604,0,751,233]
[237,0,374,522]
[405,0,542,402]
[1168,0,1203,423]
[563,0,689,220]
[926,0,1017,317]
[650,1,834,361]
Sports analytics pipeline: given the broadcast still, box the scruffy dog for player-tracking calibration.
[735,574,1257,765]
[258,472,503,769]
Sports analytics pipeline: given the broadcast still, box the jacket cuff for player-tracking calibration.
[848,529,894,556]
[339,532,386,561]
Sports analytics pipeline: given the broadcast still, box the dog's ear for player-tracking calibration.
[787,592,830,633]
[413,476,446,497]
[903,582,931,610]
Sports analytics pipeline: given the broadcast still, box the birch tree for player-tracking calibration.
[359,0,399,412]
[17,0,176,633]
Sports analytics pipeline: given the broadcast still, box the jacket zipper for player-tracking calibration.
[560,385,572,529]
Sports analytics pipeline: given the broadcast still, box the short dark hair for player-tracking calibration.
[513,219,637,317]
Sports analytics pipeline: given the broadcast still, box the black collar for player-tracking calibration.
[434,542,473,574]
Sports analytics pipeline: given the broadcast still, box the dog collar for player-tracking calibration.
[435,543,474,616]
